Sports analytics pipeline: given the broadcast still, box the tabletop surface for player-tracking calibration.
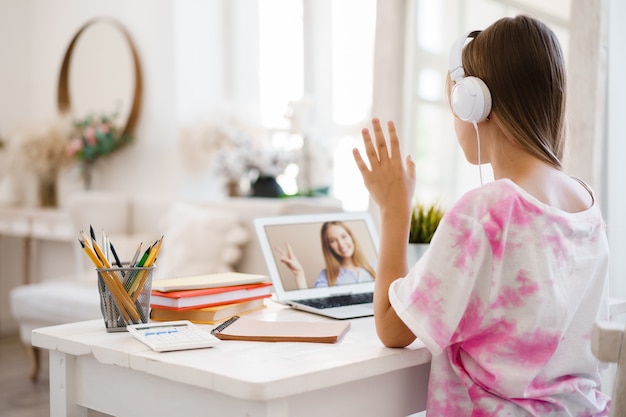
[32,300,431,401]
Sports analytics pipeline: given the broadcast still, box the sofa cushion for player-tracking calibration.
[9,280,102,343]
[153,202,250,280]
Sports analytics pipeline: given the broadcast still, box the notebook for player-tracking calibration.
[255,212,379,319]
[151,272,269,292]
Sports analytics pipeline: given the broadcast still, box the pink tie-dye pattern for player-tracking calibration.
[545,233,569,265]
[491,270,539,309]
[502,327,561,366]
[398,180,609,416]
[481,193,542,260]
[410,273,443,315]
[454,295,485,342]
[450,226,481,273]
[410,273,456,347]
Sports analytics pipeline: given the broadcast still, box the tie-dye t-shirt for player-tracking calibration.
[389,179,610,416]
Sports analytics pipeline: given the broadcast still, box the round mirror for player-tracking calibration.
[57,18,142,136]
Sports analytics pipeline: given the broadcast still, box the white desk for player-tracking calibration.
[33,301,431,417]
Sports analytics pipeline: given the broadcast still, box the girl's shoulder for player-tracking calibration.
[450,179,528,217]
[447,178,602,228]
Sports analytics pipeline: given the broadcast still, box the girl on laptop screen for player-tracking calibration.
[274,221,376,289]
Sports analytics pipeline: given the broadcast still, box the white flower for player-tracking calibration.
[212,132,295,182]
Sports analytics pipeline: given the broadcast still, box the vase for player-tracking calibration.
[251,176,283,198]
[82,160,94,190]
[407,243,429,267]
[226,180,240,197]
[38,176,57,207]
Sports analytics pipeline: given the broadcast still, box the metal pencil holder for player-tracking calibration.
[96,265,154,332]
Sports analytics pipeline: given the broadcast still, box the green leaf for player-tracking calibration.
[409,203,445,244]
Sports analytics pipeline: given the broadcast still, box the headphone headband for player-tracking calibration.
[448,30,482,82]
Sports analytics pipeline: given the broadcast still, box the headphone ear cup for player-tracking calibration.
[451,76,492,123]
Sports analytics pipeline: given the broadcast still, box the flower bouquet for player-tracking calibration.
[213,133,295,197]
[65,111,132,188]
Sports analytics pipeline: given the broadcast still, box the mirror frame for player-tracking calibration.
[57,17,142,137]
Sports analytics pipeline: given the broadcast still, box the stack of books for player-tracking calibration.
[149,272,273,324]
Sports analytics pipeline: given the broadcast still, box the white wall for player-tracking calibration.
[607,0,626,299]
[0,0,223,207]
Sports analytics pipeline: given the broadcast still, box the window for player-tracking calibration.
[256,0,376,210]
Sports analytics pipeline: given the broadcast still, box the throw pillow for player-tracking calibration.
[153,202,249,280]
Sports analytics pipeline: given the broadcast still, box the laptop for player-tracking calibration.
[254,212,379,319]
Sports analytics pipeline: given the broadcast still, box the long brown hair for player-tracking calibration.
[320,221,376,286]
[448,15,567,168]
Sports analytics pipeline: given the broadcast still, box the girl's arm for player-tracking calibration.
[352,118,417,347]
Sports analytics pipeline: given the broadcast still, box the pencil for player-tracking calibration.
[79,239,103,268]
[130,242,143,267]
[109,240,123,268]
[102,230,109,263]
[91,238,112,268]
[123,242,144,291]
[130,236,164,302]
[80,239,132,322]
[91,238,142,322]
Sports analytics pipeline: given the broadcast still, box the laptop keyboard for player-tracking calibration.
[296,293,373,309]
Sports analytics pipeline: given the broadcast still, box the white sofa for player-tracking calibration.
[9,191,342,379]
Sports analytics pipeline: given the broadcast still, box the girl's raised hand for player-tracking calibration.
[352,118,416,214]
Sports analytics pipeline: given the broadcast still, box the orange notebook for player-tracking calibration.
[150,282,273,310]
[210,316,351,343]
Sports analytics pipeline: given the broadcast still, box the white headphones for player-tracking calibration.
[449,31,492,123]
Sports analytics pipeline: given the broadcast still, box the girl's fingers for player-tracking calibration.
[371,118,390,160]
[387,121,400,154]
[360,126,380,166]
[352,148,368,174]
[354,118,404,176]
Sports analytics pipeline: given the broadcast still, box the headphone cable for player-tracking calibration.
[473,121,484,186]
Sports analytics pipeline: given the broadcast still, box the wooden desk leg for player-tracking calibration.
[23,235,31,284]
[26,344,40,382]
[49,350,87,417]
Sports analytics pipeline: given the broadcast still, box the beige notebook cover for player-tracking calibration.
[211,316,351,343]
[152,272,269,292]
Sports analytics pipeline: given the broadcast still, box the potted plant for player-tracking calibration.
[407,203,445,265]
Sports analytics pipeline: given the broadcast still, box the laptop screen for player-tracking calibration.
[254,212,379,301]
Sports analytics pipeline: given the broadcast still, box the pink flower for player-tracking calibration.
[84,126,97,146]
[65,137,83,156]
